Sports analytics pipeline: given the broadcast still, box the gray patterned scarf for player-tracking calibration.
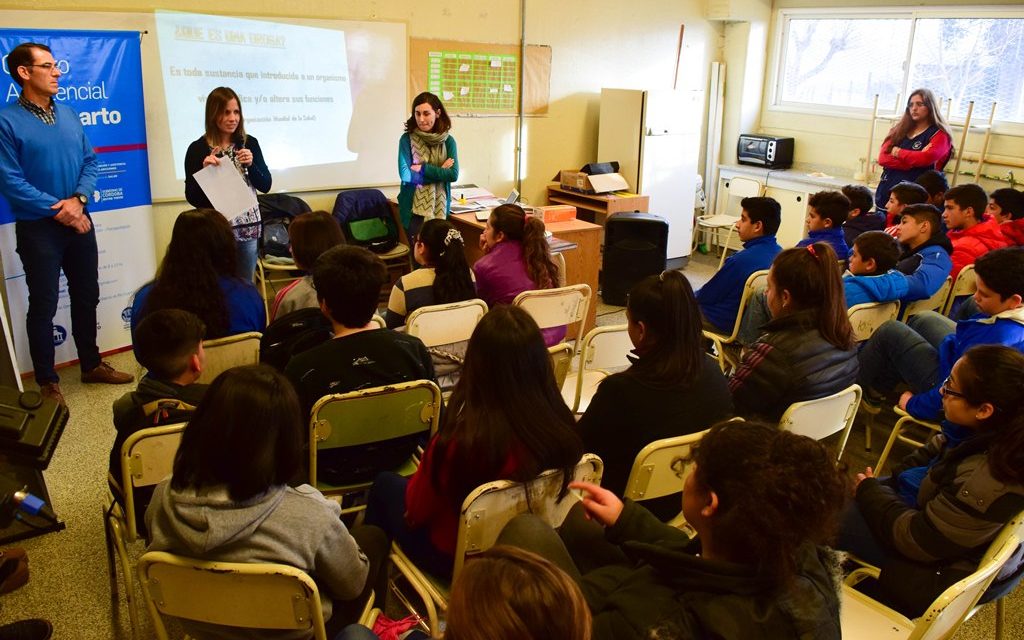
[410,129,450,220]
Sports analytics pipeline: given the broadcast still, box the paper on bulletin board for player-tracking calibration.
[409,38,551,115]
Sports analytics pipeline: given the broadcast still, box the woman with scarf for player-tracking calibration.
[397,92,459,241]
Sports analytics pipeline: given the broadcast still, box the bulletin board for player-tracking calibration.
[409,38,551,115]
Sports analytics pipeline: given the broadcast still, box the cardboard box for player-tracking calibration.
[536,204,577,223]
[556,169,630,194]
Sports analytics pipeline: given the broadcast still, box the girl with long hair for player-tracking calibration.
[474,204,564,345]
[841,344,1024,617]
[729,242,857,420]
[364,305,583,578]
[875,88,953,212]
[269,210,344,320]
[385,218,476,329]
[397,91,458,240]
[145,366,387,639]
[184,87,272,282]
[131,209,264,339]
[577,271,732,517]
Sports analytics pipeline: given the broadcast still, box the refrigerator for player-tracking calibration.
[598,88,704,261]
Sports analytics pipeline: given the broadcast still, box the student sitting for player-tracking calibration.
[858,247,1024,421]
[797,190,850,261]
[473,204,564,345]
[729,243,858,421]
[364,306,583,579]
[882,181,929,237]
[270,211,343,321]
[841,184,884,247]
[915,168,948,209]
[385,218,476,329]
[989,187,1024,246]
[695,196,782,334]
[840,345,1024,618]
[146,365,388,640]
[496,420,849,640]
[284,245,435,484]
[132,209,264,339]
[578,271,733,520]
[843,231,907,308]
[110,309,208,536]
[944,183,1008,280]
[891,204,953,303]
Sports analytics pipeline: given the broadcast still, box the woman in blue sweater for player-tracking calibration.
[397,92,458,240]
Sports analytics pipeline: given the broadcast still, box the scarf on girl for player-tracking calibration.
[409,129,449,220]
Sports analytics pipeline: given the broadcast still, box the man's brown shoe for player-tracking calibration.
[38,383,65,408]
[80,362,133,385]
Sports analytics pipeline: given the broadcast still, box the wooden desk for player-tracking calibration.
[546,183,649,227]
[450,213,601,338]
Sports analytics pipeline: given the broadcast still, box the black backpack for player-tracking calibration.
[332,189,400,254]
[258,194,313,258]
[259,307,333,371]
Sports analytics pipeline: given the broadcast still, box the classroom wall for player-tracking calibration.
[9,0,722,262]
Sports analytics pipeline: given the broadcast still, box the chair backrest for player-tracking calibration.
[513,284,592,333]
[900,277,952,322]
[120,423,187,540]
[565,324,632,412]
[717,176,765,219]
[778,384,862,461]
[704,269,769,343]
[370,314,386,329]
[332,188,399,254]
[137,551,327,640]
[197,331,262,384]
[547,343,573,390]
[406,299,489,347]
[452,453,603,579]
[848,301,900,342]
[309,380,442,486]
[941,264,977,316]
[624,429,708,504]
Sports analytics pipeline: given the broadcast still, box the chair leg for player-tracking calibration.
[109,517,141,640]
[995,598,1004,640]
[103,507,119,607]
[874,418,906,474]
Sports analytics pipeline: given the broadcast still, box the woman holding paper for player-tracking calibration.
[185,86,272,282]
[398,92,459,241]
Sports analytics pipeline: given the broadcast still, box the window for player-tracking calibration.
[773,9,1024,124]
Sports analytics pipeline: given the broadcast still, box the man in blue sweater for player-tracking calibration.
[0,43,132,406]
[696,196,782,334]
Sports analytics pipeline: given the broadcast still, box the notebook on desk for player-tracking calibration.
[474,189,520,221]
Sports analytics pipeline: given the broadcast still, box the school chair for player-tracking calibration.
[309,380,442,513]
[694,176,763,269]
[254,258,303,322]
[370,313,386,329]
[778,384,861,461]
[561,324,632,414]
[623,429,710,535]
[333,189,411,302]
[873,406,942,475]
[389,454,604,635]
[702,269,769,373]
[105,423,187,640]
[406,299,489,386]
[137,551,341,640]
[547,343,574,391]
[195,331,262,384]
[899,277,952,322]
[513,283,592,354]
[848,301,901,343]
[941,264,977,317]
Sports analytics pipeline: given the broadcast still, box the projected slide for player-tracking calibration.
[156,11,357,179]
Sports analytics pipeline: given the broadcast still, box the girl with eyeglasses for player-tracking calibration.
[839,344,1024,617]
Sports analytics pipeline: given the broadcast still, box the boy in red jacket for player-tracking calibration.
[988,187,1024,246]
[944,183,1008,280]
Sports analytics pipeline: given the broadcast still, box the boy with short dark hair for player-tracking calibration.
[843,231,907,307]
[797,190,850,260]
[915,169,949,208]
[883,181,930,237]
[284,245,435,484]
[696,196,782,334]
[944,183,1008,280]
[859,247,1024,421]
[989,188,1024,246]
[892,204,953,302]
[841,184,883,247]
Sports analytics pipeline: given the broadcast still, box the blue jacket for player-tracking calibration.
[696,235,781,332]
[843,212,886,247]
[0,102,98,220]
[844,271,909,308]
[397,132,458,229]
[896,238,953,302]
[797,227,850,261]
[906,307,1024,420]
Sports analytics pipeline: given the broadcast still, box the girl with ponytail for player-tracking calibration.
[729,242,857,420]
[474,204,565,345]
[578,271,733,517]
[841,344,1024,618]
[385,218,476,329]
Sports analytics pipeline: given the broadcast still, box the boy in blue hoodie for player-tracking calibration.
[797,190,850,261]
[858,247,1024,421]
[844,231,907,307]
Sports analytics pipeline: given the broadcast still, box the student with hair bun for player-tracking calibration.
[841,345,1024,618]
[578,271,732,518]
[729,242,857,421]
[497,420,849,640]
[385,218,476,329]
[473,204,565,345]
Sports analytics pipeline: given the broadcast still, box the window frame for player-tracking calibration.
[767,5,1024,134]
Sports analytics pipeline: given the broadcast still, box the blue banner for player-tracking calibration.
[0,29,151,221]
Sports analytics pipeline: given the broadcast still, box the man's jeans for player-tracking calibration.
[857,312,956,396]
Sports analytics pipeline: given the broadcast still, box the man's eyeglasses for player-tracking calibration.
[24,63,59,73]
[940,376,967,400]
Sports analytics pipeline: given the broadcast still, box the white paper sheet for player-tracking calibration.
[192,161,258,219]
